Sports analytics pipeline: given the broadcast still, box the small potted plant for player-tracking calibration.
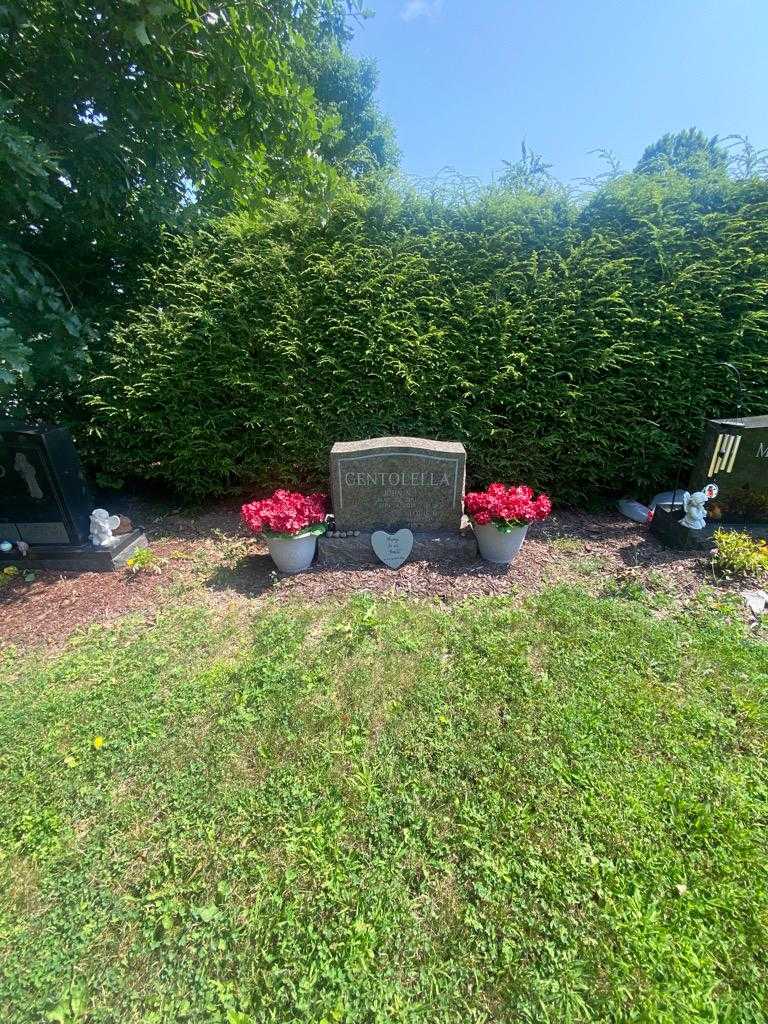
[465,483,552,564]
[241,489,328,573]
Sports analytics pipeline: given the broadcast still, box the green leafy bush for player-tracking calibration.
[83,172,768,500]
[712,529,768,578]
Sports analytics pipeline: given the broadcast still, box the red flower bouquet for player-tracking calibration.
[464,483,552,532]
[241,489,328,538]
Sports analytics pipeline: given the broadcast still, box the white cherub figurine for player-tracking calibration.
[679,484,718,530]
[89,508,121,547]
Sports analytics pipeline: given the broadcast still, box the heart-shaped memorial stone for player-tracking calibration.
[371,529,414,569]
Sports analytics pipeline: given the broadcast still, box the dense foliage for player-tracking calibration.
[84,164,768,500]
[0,0,392,405]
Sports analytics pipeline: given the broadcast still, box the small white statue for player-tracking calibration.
[679,483,718,530]
[89,508,121,547]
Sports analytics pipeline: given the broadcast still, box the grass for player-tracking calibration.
[1,587,767,1023]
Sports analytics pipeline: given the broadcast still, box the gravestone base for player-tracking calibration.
[650,506,768,550]
[0,529,148,572]
[649,506,712,550]
[317,527,477,567]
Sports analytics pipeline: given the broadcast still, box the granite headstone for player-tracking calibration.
[0,420,146,570]
[330,436,466,532]
[689,415,768,523]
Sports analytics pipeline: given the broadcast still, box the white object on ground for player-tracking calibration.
[473,522,529,564]
[617,499,650,524]
[742,590,768,617]
[265,533,318,574]
[371,529,414,569]
[89,508,121,547]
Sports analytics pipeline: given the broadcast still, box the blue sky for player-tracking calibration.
[348,0,768,186]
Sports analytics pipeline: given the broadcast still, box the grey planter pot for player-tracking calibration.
[265,532,318,573]
[472,522,529,564]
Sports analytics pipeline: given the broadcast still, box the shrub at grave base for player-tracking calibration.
[84,174,768,501]
[712,529,768,578]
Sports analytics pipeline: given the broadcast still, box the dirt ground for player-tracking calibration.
[1,493,743,651]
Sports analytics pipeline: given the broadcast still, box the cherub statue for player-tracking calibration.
[678,483,718,530]
[89,508,121,547]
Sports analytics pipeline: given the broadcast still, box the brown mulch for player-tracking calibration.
[0,498,725,651]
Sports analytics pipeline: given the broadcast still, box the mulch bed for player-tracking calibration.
[0,497,724,651]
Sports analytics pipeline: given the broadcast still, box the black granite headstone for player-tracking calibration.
[0,420,92,545]
[689,415,768,524]
[0,420,146,570]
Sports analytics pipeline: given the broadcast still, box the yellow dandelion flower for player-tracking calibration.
[92,736,105,750]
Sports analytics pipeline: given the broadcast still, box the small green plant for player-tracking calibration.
[711,529,768,578]
[575,554,607,576]
[0,565,19,589]
[125,547,163,575]
[551,536,583,554]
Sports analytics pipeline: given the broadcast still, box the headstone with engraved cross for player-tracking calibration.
[0,420,147,570]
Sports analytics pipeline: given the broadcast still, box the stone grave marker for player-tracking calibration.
[0,420,146,570]
[319,436,474,566]
[371,529,414,569]
[690,415,768,524]
[330,435,466,531]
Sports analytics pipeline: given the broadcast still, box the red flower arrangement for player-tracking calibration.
[464,483,552,531]
[241,489,328,537]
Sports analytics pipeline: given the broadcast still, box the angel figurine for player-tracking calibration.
[678,483,718,530]
[89,508,121,547]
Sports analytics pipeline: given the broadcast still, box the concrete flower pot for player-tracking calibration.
[472,522,529,564]
[264,532,318,573]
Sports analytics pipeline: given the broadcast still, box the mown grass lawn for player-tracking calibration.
[1,587,767,1023]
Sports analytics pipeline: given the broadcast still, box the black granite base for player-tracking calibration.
[649,506,711,550]
[0,529,148,572]
[650,506,768,550]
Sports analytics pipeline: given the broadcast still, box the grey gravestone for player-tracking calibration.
[0,421,146,571]
[330,436,466,531]
[690,415,768,524]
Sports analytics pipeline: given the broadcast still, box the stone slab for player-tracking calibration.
[690,415,768,524]
[317,527,477,567]
[0,530,148,572]
[330,436,466,532]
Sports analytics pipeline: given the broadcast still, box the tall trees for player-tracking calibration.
[0,0,392,407]
[635,128,729,178]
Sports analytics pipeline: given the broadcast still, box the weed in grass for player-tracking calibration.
[211,529,252,569]
[603,569,677,611]
[550,536,583,554]
[125,547,165,574]
[575,554,607,576]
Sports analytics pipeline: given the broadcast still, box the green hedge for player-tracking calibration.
[85,174,768,500]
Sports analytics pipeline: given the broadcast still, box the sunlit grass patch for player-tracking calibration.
[1,588,766,1022]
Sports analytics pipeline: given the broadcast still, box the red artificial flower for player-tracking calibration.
[241,489,328,537]
[465,482,552,527]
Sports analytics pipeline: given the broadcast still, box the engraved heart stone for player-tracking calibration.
[371,529,414,569]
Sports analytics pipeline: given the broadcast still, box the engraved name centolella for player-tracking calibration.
[343,470,453,488]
